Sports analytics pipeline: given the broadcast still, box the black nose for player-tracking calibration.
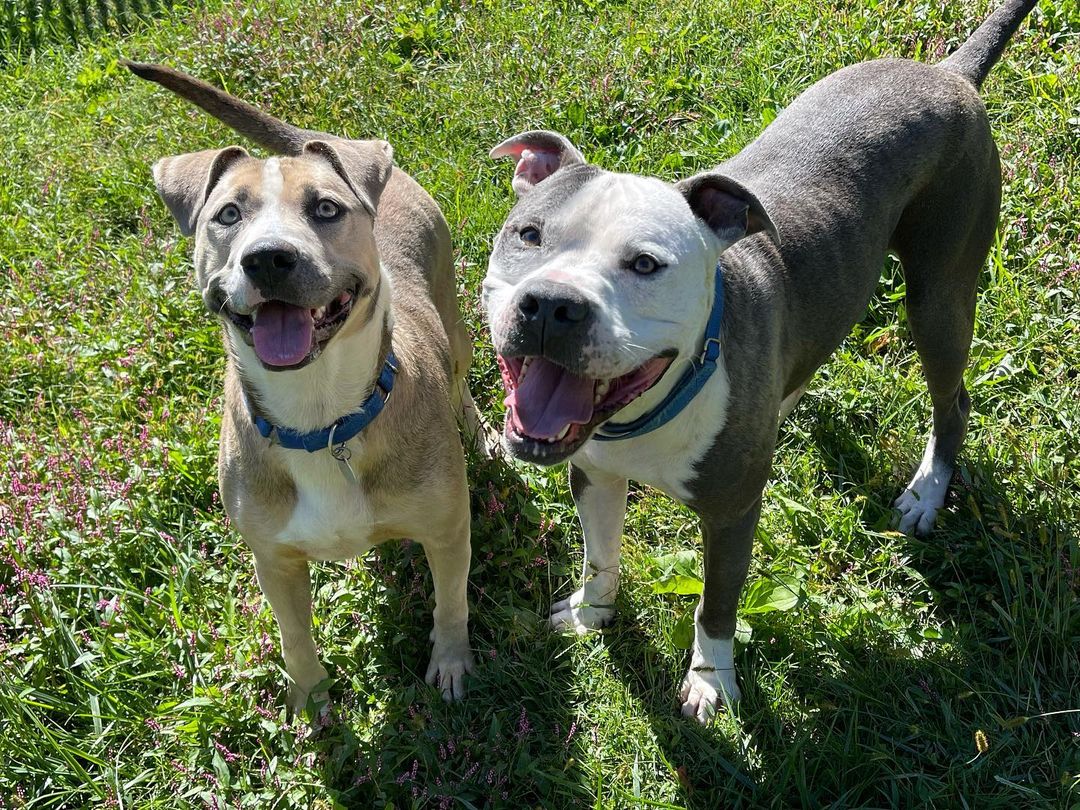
[516,285,590,327]
[513,281,592,349]
[240,240,299,289]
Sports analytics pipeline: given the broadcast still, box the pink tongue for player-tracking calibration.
[507,357,594,439]
[251,302,314,367]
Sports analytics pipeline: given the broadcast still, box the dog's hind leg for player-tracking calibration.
[445,306,498,458]
[891,150,1000,535]
[456,380,499,458]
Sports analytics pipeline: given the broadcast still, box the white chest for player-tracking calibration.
[273,448,376,560]
[578,366,730,502]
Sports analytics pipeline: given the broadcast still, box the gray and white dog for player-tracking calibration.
[483,0,1037,721]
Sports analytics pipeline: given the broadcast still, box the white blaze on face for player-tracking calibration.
[561,175,715,375]
[227,157,296,291]
[262,157,284,197]
[253,157,286,238]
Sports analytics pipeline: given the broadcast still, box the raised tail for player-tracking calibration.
[939,0,1038,89]
[121,60,327,154]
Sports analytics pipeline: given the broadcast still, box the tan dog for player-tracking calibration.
[125,61,482,711]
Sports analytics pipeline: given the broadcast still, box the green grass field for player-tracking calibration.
[1,0,1078,806]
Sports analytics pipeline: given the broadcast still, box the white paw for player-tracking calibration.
[679,666,740,724]
[894,440,953,536]
[287,664,330,715]
[461,398,501,459]
[549,589,615,634]
[477,425,502,460]
[425,644,475,702]
[893,487,944,536]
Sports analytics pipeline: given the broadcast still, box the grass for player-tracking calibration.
[1,0,178,60]
[0,0,1077,806]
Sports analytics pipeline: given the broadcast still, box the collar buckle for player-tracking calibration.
[700,337,722,364]
[327,422,350,460]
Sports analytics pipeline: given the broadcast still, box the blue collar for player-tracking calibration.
[252,352,398,452]
[594,265,724,442]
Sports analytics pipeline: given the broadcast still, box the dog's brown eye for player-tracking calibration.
[630,254,662,275]
[216,204,241,226]
[519,226,541,247]
[315,200,341,220]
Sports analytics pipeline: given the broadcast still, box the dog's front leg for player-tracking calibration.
[550,463,628,633]
[253,552,329,714]
[419,514,475,701]
[679,500,759,723]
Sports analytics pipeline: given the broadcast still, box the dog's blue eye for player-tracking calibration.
[519,227,541,247]
[216,204,241,226]
[315,200,341,220]
[630,254,662,275]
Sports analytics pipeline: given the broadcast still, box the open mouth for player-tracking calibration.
[497,353,674,463]
[225,286,359,370]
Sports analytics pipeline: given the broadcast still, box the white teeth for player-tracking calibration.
[594,380,610,404]
[555,425,570,441]
[313,306,326,320]
[519,357,533,384]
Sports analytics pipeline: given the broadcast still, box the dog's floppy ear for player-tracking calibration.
[302,139,394,217]
[676,172,779,250]
[152,146,250,236]
[490,130,586,196]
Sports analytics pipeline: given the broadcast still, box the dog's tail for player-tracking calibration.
[938,0,1038,89]
[121,60,326,154]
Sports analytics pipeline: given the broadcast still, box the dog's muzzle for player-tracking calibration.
[210,239,368,371]
[493,279,674,463]
[504,280,594,362]
[496,350,674,464]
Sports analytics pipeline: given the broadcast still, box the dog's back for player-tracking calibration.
[716,1,1036,394]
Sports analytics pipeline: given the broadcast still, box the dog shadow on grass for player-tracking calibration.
[596,399,1077,807]
[304,409,1075,806]
[305,455,594,806]
[681,394,1079,806]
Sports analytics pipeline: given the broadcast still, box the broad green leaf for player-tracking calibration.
[652,574,704,596]
[777,495,813,515]
[671,611,696,650]
[743,574,802,614]
[649,550,703,595]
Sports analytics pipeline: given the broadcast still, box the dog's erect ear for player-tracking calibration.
[303,139,394,217]
[676,172,779,250]
[490,130,586,196]
[152,146,250,236]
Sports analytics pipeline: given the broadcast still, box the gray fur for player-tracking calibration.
[483,0,1037,719]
